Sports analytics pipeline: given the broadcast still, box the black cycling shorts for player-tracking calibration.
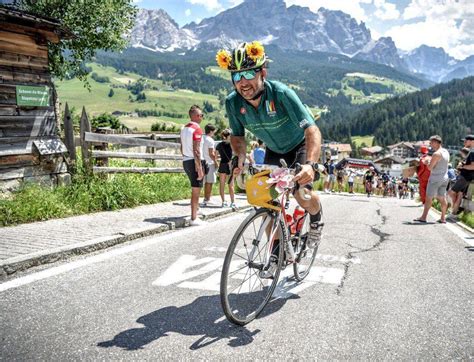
[183,159,205,188]
[264,140,306,168]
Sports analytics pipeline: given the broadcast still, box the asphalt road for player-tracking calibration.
[1,194,472,360]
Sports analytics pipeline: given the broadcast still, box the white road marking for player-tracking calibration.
[154,254,345,297]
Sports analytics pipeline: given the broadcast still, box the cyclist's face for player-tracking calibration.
[234,68,266,100]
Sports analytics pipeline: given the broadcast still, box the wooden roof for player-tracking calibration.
[0,5,74,42]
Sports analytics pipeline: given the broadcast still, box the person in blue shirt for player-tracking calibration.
[251,139,266,165]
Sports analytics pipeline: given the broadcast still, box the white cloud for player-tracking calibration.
[186,0,223,12]
[284,0,369,22]
[386,0,474,59]
[228,0,244,6]
[185,8,192,17]
[373,0,400,20]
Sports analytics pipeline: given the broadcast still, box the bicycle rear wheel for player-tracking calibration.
[220,208,284,325]
[293,208,322,281]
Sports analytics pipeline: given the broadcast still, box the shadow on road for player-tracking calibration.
[98,293,294,351]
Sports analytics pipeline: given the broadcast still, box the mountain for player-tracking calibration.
[127,1,473,82]
[355,37,406,70]
[323,76,474,146]
[131,2,375,57]
[130,9,198,51]
[401,45,456,81]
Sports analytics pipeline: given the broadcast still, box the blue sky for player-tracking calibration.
[135,0,473,59]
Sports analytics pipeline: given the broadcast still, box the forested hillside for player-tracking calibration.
[323,76,474,146]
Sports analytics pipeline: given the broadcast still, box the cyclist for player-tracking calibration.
[364,167,375,197]
[216,41,323,260]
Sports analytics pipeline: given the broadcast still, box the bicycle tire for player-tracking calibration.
[293,207,322,281]
[220,208,284,325]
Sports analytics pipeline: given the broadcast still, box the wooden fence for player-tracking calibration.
[62,105,184,174]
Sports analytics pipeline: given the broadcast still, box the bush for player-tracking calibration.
[90,72,110,83]
[0,171,194,227]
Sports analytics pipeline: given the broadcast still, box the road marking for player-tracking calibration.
[203,247,361,264]
[153,254,345,296]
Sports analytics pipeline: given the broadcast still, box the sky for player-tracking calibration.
[134,0,473,60]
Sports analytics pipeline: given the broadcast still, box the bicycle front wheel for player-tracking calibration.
[220,208,284,325]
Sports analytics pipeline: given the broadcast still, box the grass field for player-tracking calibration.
[352,135,374,147]
[56,63,222,129]
[327,72,418,105]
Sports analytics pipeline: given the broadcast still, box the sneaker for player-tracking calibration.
[200,200,209,207]
[259,255,278,279]
[189,218,207,226]
[229,202,237,210]
[307,222,324,249]
[222,201,228,207]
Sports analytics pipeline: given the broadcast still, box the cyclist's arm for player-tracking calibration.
[293,125,322,185]
[304,125,322,163]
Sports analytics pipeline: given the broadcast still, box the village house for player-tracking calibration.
[322,143,352,162]
[374,155,405,177]
[360,145,384,159]
[387,141,417,159]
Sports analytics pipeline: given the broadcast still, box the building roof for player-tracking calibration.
[0,5,74,41]
[374,155,405,164]
[387,141,414,150]
[323,143,352,153]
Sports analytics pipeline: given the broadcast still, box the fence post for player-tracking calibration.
[80,106,92,174]
[62,102,76,169]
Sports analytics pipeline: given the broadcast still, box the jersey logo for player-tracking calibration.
[299,119,309,128]
[240,107,246,115]
[265,100,276,116]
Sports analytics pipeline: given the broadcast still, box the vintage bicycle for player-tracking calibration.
[220,161,323,325]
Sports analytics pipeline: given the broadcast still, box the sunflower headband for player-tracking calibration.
[216,41,266,71]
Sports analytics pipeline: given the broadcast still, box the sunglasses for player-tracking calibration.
[232,69,261,82]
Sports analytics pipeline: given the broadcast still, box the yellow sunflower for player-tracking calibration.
[246,41,265,62]
[216,50,232,70]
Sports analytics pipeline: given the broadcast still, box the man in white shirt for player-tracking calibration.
[202,124,217,206]
[180,105,205,226]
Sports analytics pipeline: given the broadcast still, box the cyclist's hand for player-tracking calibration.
[293,164,315,185]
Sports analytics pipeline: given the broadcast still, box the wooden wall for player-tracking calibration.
[0,20,68,190]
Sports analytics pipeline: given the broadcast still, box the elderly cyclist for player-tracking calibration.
[216,41,323,249]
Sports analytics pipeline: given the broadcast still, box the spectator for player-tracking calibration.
[336,167,345,193]
[201,124,217,207]
[180,105,206,226]
[324,159,336,193]
[447,135,474,219]
[414,135,450,224]
[416,145,431,205]
[347,170,355,194]
[252,139,266,165]
[216,129,236,209]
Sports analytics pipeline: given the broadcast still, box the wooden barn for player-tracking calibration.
[0,6,73,191]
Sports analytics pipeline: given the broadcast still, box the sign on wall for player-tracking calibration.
[16,85,50,107]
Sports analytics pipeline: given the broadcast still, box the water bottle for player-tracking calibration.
[291,206,305,234]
